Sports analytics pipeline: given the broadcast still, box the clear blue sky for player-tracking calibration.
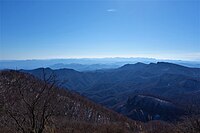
[0,0,200,60]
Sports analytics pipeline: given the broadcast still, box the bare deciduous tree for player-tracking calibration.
[0,70,143,133]
[0,70,60,133]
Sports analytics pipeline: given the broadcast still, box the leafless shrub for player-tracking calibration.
[0,70,143,133]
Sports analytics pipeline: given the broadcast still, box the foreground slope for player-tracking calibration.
[0,70,142,133]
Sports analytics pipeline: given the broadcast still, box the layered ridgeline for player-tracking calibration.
[0,70,143,133]
[1,65,200,133]
[23,62,200,122]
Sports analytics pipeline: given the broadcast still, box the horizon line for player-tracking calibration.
[0,56,199,62]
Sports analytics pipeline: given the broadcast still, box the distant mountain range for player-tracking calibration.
[22,62,200,122]
[1,57,200,70]
[49,63,120,71]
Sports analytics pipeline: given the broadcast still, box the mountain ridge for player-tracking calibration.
[22,62,200,121]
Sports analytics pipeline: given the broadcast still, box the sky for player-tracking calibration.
[0,0,200,60]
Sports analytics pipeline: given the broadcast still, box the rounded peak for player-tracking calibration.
[135,62,147,65]
[34,67,52,71]
[120,62,147,69]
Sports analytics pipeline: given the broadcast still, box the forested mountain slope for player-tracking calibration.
[23,62,200,121]
[0,70,142,133]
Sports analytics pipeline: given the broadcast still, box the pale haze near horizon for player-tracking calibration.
[0,0,200,61]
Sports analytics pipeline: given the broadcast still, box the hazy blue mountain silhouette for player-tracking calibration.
[1,58,200,70]
[23,62,200,121]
